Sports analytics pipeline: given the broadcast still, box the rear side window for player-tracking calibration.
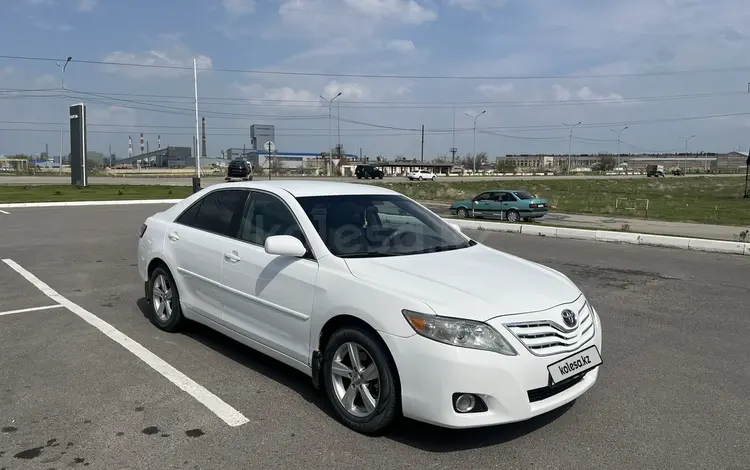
[176,189,249,237]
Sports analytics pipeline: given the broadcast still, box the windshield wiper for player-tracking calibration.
[338,251,400,258]
[402,243,471,256]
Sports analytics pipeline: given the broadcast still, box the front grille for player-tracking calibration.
[527,373,586,403]
[504,302,595,357]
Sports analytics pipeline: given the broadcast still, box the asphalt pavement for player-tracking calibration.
[0,205,748,469]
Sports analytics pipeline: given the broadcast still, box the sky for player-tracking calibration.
[2,0,750,160]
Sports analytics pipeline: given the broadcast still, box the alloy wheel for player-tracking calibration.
[331,342,381,418]
[152,273,174,323]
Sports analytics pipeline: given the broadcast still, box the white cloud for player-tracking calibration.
[101,36,213,79]
[88,106,138,127]
[342,0,437,24]
[323,80,370,101]
[448,0,508,12]
[221,0,255,16]
[476,83,514,95]
[76,0,97,11]
[384,39,416,54]
[552,84,624,104]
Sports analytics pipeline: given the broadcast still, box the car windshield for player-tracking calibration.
[296,194,476,258]
[513,191,533,200]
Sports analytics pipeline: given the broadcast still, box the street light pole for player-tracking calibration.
[465,110,486,175]
[563,121,582,174]
[679,134,695,172]
[610,126,628,167]
[56,56,72,175]
[320,92,341,175]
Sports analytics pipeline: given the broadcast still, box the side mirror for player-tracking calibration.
[264,235,307,258]
[447,222,462,233]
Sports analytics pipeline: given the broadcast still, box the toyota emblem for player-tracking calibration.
[561,309,577,328]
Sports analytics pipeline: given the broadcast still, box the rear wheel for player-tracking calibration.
[506,210,521,223]
[148,266,184,332]
[322,328,399,434]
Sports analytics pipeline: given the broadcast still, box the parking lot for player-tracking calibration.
[1,205,748,469]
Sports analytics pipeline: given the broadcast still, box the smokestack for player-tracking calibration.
[201,117,207,157]
[140,133,145,154]
[158,135,161,150]
[128,135,133,158]
[147,141,149,153]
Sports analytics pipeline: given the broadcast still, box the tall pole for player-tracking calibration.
[320,91,341,175]
[420,125,424,162]
[563,121,582,174]
[193,57,201,186]
[450,108,457,163]
[465,110,486,175]
[610,126,628,167]
[679,134,695,172]
[337,98,341,160]
[56,56,72,175]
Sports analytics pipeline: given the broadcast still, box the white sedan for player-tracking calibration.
[406,169,436,181]
[137,180,602,434]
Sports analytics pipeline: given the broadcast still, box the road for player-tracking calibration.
[0,173,741,186]
[0,205,748,469]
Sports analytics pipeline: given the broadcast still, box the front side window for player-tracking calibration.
[239,191,305,246]
[176,189,249,237]
[296,194,476,258]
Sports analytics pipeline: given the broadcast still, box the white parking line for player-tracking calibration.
[2,258,250,428]
[0,209,9,215]
[0,304,65,317]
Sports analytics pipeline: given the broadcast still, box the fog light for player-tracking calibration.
[455,393,476,413]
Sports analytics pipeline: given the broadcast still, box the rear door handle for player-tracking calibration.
[224,251,241,263]
[167,231,179,241]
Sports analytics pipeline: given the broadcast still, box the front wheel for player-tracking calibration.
[456,207,469,219]
[322,328,399,435]
[431,176,436,181]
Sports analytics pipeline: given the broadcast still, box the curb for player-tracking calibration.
[450,219,750,256]
[1,198,747,256]
[0,199,183,209]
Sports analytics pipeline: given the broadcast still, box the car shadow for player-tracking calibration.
[137,297,573,451]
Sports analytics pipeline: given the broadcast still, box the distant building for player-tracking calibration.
[117,146,192,167]
[250,124,275,152]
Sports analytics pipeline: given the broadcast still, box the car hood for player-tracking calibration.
[344,244,581,322]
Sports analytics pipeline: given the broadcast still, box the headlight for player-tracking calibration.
[402,310,517,356]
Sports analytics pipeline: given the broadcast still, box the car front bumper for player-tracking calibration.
[379,314,602,429]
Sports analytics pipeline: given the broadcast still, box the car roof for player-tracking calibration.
[206,179,400,197]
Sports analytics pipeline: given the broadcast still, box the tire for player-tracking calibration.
[523,217,531,222]
[456,207,468,219]
[418,176,423,181]
[506,210,521,223]
[148,266,184,332]
[379,176,383,179]
[431,176,436,181]
[322,327,399,435]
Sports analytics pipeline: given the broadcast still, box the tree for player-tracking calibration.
[495,159,517,173]
[592,156,616,172]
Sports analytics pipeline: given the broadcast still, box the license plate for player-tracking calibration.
[547,345,602,383]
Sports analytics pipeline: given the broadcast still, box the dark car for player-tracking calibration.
[355,164,384,179]
[225,159,253,181]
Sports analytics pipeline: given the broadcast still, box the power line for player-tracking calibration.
[3,54,750,80]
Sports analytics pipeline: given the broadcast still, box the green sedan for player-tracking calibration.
[449,189,549,223]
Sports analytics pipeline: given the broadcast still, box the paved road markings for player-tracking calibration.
[0,209,9,214]
[2,258,250,428]
[0,304,65,317]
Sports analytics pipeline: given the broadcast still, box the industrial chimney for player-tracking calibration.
[140,133,145,154]
[201,117,207,157]
[158,135,161,150]
[128,135,133,158]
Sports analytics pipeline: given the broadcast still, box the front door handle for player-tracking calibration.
[167,231,179,242]
[224,251,241,263]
